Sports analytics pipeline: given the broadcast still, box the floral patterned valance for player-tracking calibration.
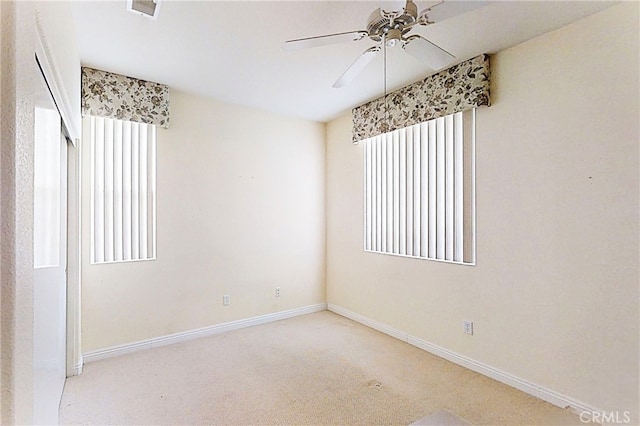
[81,67,170,128]
[352,54,490,143]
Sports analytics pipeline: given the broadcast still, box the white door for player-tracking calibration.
[33,64,68,425]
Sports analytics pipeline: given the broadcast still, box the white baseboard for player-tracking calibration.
[327,303,602,417]
[83,303,327,363]
[72,359,83,376]
[328,303,407,341]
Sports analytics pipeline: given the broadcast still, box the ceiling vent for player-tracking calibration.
[126,0,161,20]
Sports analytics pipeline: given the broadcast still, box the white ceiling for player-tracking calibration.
[70,1,615,123]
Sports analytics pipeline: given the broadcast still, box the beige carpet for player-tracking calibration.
[60,311,585,425]
[410,410,470,425]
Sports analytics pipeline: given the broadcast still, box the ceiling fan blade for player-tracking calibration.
[333,46,381,89]
[402,35,454,70]
[283,30,368,51]
[419,0,488,24]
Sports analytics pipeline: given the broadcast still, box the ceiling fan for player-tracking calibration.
[283,0,464,88]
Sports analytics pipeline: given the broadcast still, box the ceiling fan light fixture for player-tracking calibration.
[385,28,402,48]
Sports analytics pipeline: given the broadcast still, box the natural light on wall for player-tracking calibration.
[363,110,476,265]
[90,116,157,264]
[34,107,62,268]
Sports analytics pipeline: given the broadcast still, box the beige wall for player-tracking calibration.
[1,2,37,423]
[327,2,639,420]
[81,91,326,352]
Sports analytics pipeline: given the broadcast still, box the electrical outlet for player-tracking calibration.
[275,287,281,298]
[223,295,230,306]
[463,320,473,335]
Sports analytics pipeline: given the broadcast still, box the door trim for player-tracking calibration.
[34,15,80,143]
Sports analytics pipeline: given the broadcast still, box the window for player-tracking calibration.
[363,110,475,265]
[90,116,157,263]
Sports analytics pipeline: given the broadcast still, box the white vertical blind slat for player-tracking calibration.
[150,125,157,258]
[454,112,464,262]
[419,122,428,258]
[113,120,123,262]
[399,129,407,255]
[436,117,445,260]
[406,126,414,256]
[393,130,400,253]
[386,134,393,252]
[380,136,387,252]
[413,124,421,256]
[428,120,437,258]
[365,139,372,251]
[93,117,104,263]
[375,136,382,252]
[131,125,140,260]
[139,124,149,260]
[371,138,377,251]
[445,114,454,261]
[104,118,114,262]
[471,109,477,264]
[122,121,132,261]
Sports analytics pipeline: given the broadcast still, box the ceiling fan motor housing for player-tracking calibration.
[367,0,418,42]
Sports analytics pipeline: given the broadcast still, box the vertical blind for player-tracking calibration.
[363,110,475,264]
[90,116,157,263]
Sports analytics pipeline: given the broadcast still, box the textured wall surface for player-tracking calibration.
[0,2,37,424]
